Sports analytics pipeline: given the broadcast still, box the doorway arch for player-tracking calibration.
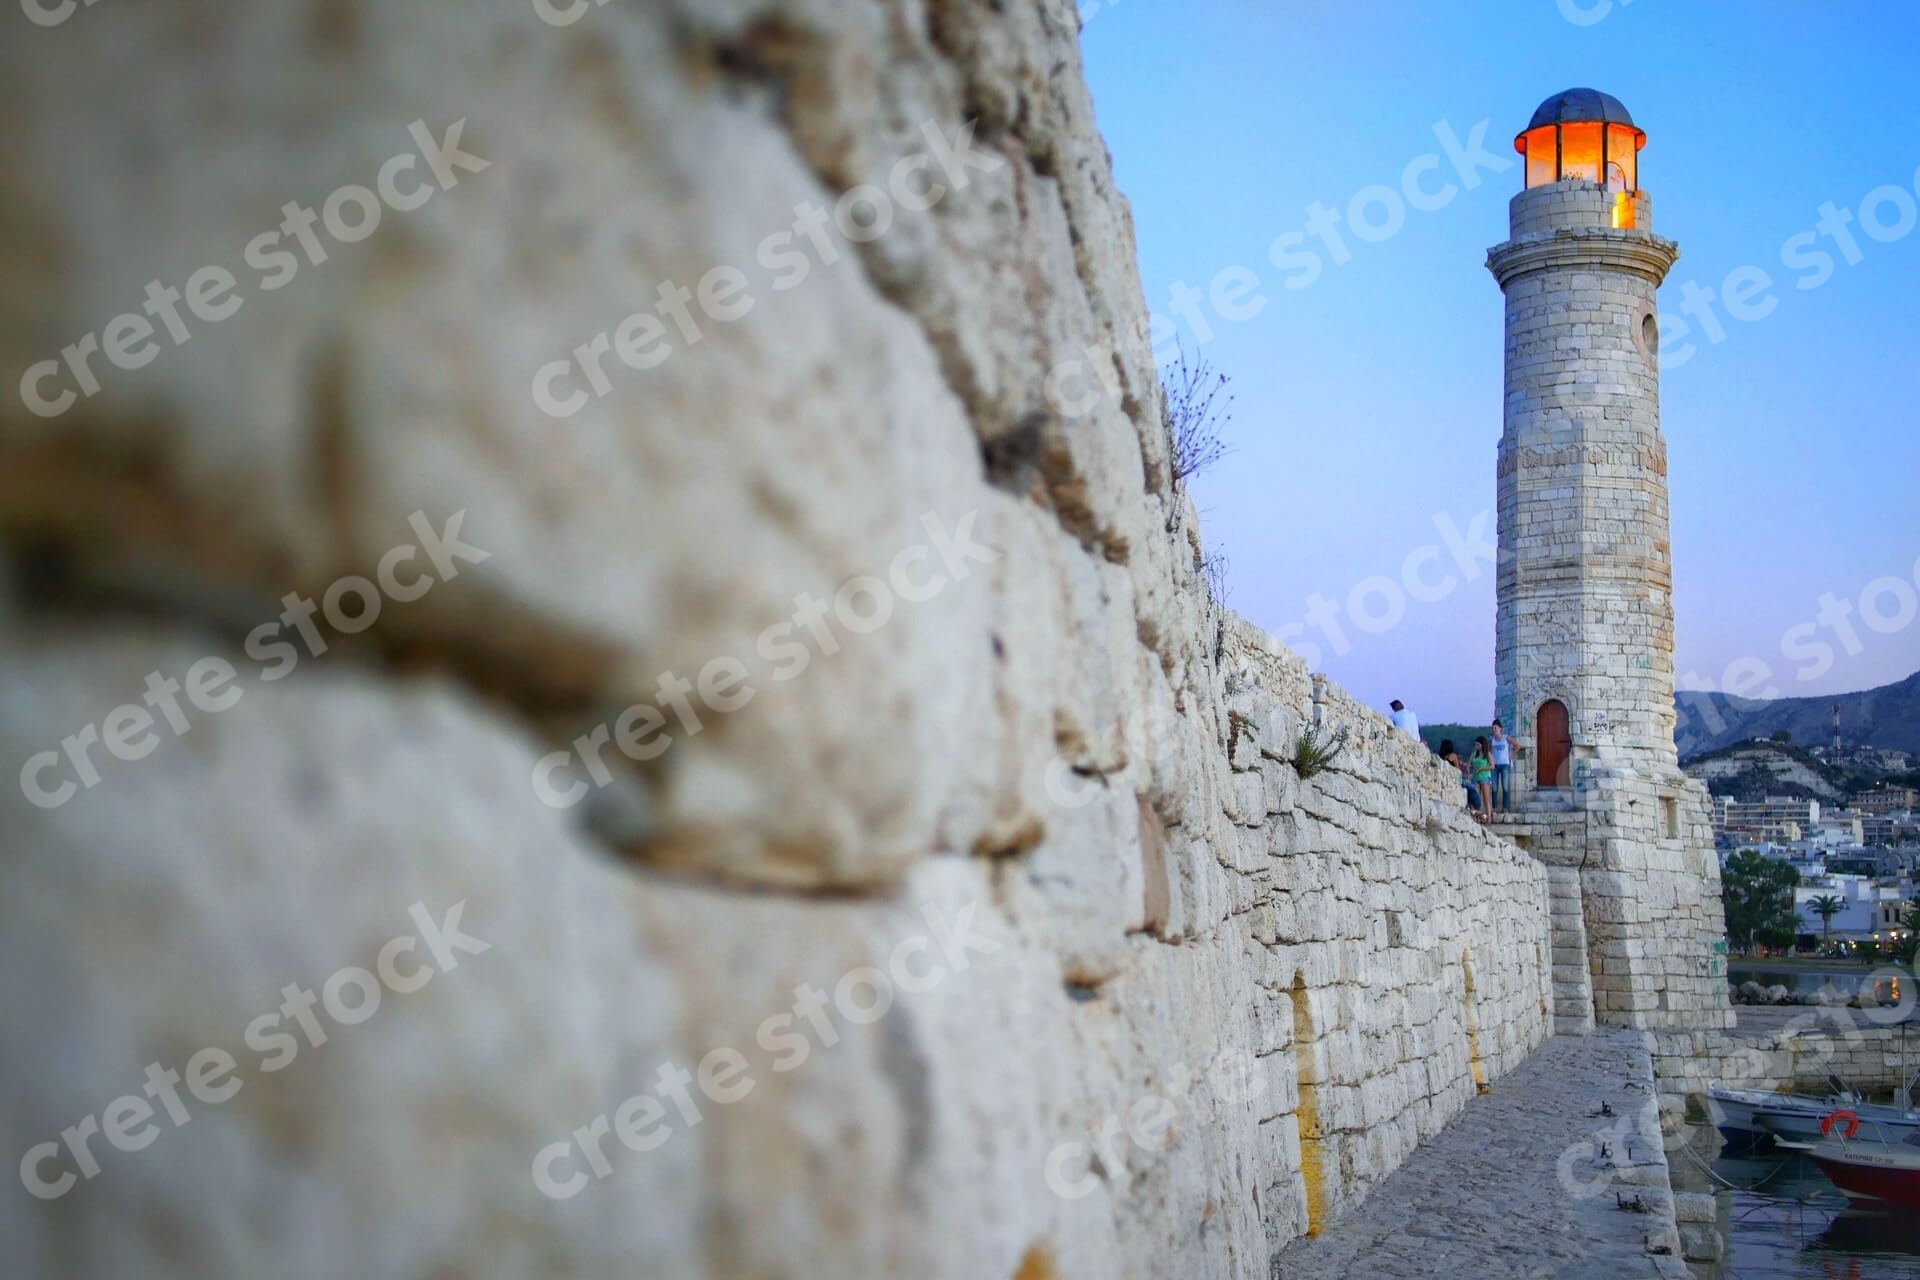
[1537,699,1571,788]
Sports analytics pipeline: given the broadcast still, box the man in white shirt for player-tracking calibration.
[1389,699,1420,740]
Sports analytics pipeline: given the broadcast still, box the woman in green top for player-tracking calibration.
[1469,737,1495,823]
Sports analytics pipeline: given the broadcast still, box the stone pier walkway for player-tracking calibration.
[1271,1030,1689,1279]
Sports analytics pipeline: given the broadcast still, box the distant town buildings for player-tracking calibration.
[1809,814,1864,847]
[1860,811,1904,846]
[1853,785,1920,815]
[1712,790,1918,851]
[1786,873,1914,946]
[1713,795,1819,844]
[1808,744,1914,773]
[1716,782,1919,950]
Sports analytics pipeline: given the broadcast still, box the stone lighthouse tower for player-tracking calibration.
[1486,89,1734,1032]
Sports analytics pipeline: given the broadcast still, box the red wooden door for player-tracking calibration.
[1537,700,1572,788]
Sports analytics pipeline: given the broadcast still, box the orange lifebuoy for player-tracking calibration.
[1821,1109,1862,1140]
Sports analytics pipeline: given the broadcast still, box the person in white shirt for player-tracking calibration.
[1389,700,1420,740]
[1489,719,1513,811]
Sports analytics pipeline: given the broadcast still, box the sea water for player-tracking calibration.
[1672,1128,1920,1278]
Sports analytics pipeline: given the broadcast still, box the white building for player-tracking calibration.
[1808,814,1864,848]
[1793,875,1914,944]
[1713,794,1821,844]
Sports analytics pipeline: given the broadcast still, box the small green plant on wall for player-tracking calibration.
[1292,723,1349,780]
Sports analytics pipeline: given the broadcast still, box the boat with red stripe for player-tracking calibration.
[1787,1111,1920,1208]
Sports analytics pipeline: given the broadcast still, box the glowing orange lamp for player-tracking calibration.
[1514,88,1646,227]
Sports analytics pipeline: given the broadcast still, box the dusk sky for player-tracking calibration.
[1081,0,1920,724]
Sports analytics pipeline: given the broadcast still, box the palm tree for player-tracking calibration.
[1900,901,1920,965]
[1808,894,1845,954]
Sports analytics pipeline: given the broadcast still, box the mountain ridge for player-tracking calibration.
[1674,668,1920,759]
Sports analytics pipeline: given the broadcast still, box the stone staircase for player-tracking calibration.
[1546,866,1597,1034]
[1487,809,1597,1036]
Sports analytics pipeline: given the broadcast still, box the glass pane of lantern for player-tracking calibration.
[1559,122,1603,184]
[1520,126,1557,188]
[1606,124,1638,192]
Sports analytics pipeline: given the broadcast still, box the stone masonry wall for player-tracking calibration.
[1581,768,1734,1029]
[0,4,1548,1277]
[1652,1017,1920,1123]
[1496,773,1731,1033]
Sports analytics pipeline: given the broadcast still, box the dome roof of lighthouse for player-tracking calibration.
[1526,88,1637,130]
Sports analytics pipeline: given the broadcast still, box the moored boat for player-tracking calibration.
[1758,1099,1920,1145]
[1709,1072,1920,1148]
[1802,1121,1920,1208]
[1709,1083,1857,1146]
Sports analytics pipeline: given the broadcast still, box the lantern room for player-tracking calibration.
[1514,88,1645,195]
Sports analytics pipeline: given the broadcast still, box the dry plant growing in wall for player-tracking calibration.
[1164,343,1235,611]
[1164,343,1233,485]
[1291,723,1349,780]
[1201,546,1231,608]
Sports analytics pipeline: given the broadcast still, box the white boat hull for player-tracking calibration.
[1759,1107,1920,1146]
[1709,1084,1920,1147]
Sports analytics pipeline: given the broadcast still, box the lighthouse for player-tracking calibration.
[1489,88,1681,785]
[1486,90,1735,1032]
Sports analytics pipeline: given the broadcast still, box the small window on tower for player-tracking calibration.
[1661,796,1680,840]
[1639,313,1658,358]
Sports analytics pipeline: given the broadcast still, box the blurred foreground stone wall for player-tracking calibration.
[0,2,1549,1276]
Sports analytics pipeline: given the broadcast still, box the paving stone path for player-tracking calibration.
[1271,1030,1690,1279]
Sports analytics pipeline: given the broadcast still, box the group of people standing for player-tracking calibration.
[1437,723,1511,822]
[1388,701,1514,823]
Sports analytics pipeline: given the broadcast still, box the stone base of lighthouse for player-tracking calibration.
[1493,771,1733,1032]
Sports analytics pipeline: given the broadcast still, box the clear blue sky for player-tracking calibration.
[1080,0,1920,723]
